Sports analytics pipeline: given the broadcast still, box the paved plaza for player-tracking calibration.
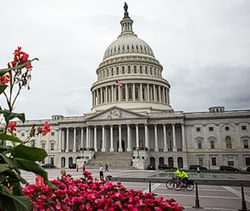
[21,168,250,210]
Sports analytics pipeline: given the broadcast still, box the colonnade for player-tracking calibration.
[92,83,169,107]
[58,123,186,153]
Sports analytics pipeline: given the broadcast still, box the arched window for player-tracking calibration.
[226,136,232,149]
[42,143,45,149]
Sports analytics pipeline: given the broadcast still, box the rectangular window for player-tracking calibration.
[228,160,234,166]
[51,143,54,151]
[140,66,142,74]
[145,66,148,74]
[142,86,145,100]
[210,140,215,149]
[128,86,132,100]
[116,67,119,75]
[198,141,202,149]
[196,127,200,132]
[122,66,125,74]
[42,143,45,149]
[107,70,109,77]
[242,125,247,130]
[128,66,130,74]
[245,157,250,166]
[198,157,204,165]
[135,87,138,100]
[209,127,214,131]
[211,157,217,166]
[122,87,126,100]
[243,140,248,149]
[111,68,114,75]
[116,88,119,101]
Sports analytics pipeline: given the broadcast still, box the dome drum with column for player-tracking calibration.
[90,5,172,114]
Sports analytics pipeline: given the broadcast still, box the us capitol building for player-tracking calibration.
[16,4,250,170]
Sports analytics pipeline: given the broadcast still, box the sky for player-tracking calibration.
[0,0,250,120]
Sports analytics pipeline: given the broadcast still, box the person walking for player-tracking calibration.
[105,164,109,172]
[82,164,85,172]
[76,165,79,172]
[99,166,104,180]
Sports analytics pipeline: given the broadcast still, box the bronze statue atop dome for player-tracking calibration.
[124,2,129,18]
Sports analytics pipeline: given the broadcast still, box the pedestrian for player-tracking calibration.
[77,165,79,172]
[99,166,104,180]
[83,164,85,172]
[105,164,109,172]
[197,166,200,175]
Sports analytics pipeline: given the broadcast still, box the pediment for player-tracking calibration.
[88,107,145,121]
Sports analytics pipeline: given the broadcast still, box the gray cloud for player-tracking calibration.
[0,0,250,119]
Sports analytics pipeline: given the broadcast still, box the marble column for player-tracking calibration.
[140,83,143,101]
[118,125,122,152]
[163,124,168,152]
[105,87,108,103]
[66,128,69,152]
[162,88,166,104]
[94,126,97,151]
[100,88,103,104]
[125,84,128,101]
[172,124,177,152]
[147,84,150,101]
[81,128,83,151]
[110,125,114,152]
[145,124,149,150]
[73,128,76,152]
[154,125,159,152]
[153,85,157,102]
[111,86,114,102]
[136,124,139,149]
[97,89,100,105]
[132,83,135,101]
[158,86,161,103]
[101,126,106,152]
[86,127,89,149]
[127,125,131,151]
[181,124,186,151]
[58,129,62,152]
[119,86,122,102]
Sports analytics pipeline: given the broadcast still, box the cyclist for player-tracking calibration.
[180,170,189,185]
[173,169,182,185]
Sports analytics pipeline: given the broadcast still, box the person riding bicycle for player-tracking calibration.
[173,169,182,184]
[180,170,189,185]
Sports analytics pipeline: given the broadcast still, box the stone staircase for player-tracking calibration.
[88,152,133,168]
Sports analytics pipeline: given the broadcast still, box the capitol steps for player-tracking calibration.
[88,152,133,168]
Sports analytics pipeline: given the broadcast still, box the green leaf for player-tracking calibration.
[13,145,47,162]
[0,133,24,144]
[15,158,48,181]
[0,110,25,123]
[0,153,21,175]
[0,84,7,94]
[0,190,33,211]
[0,58,39,76]
[0,145,11,153]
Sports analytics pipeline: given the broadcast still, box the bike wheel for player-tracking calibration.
[187,183,194,191]
[166,180,174,190]
[174,183,181,191]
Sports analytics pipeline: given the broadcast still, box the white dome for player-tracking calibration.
[103,34,155,61]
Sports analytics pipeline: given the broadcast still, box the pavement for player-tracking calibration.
[21,167,250,211]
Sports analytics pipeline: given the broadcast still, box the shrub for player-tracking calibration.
[24,171,184,210]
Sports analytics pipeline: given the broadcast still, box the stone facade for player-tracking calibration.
[15,5,250,170]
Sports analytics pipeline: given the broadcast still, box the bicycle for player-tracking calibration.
[173,179,194,191]
[166,174,179,190]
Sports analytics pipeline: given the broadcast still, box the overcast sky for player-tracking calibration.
[0,0,250,120]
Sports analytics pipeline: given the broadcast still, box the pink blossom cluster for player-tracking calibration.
[24,171,184,211]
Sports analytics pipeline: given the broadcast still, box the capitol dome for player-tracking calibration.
[90,3,172,114]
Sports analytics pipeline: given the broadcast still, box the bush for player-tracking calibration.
[24,171,184,210]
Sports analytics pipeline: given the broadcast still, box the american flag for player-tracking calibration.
[115,81,123,87]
